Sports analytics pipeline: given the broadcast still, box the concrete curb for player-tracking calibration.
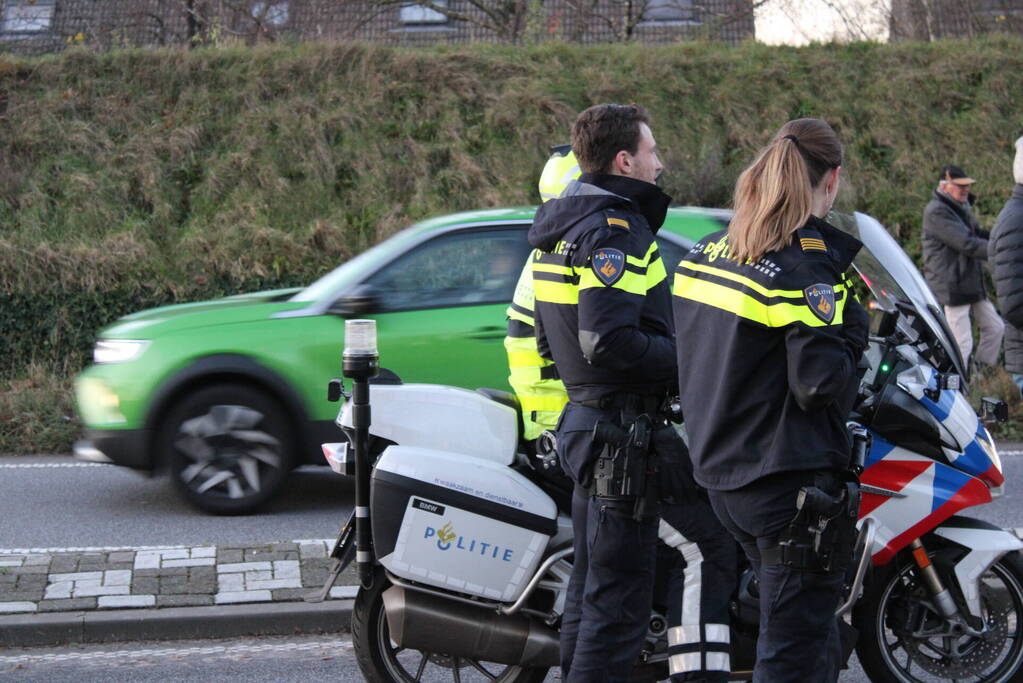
[0,599,353,648]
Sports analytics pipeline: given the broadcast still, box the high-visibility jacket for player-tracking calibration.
[504,258,569,441]
[528,173,675,404]
[671,216,867,491]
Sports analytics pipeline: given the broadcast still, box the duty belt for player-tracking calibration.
[575,393,665,414]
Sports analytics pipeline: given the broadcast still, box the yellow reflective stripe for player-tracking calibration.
[533,262,573,276]
[842,272,860,303]
[507,349,545,368]
[674,274,770,325]
[768,298,845,326]
[677,260,846,300]
[607,217,629,229]
[534,279,578,304]
[508,363,561,384]
[647,256,666,287]
[507,308,534,326]
[627,241,659,268]
[522,408,563,440]
[519,393,569,413]
[579,268,647,295]
[673,274,843,328]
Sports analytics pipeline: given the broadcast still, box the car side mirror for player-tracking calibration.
[327,285,378,317]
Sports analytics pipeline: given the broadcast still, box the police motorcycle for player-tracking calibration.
[313,212,1023,683]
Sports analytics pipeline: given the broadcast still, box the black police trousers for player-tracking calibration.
[708,471,851,683]
[557,402,735,683]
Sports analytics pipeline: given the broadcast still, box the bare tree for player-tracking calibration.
[361,0,547,42]
[564,0,758,41]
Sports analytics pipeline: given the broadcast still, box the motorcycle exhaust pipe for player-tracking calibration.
[382,585,560,668]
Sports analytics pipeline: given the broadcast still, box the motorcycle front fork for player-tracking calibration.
[909,537,986,638]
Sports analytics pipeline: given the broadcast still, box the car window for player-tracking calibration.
[364,227,532,312]
[656,235,690,274]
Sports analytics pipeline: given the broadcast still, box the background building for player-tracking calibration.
[0,0,756,55]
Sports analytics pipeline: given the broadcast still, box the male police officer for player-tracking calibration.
[529,104,732,682]
[508,145,735,681]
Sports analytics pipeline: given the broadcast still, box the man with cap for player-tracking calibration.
[989,138,1023,396]
[922,164,1004,372]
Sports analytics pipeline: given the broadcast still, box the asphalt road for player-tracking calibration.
[2,452,1021,551]
[0,457,350,550]
[0,632,874,682]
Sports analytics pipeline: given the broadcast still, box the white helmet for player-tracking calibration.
[538,144,581,203]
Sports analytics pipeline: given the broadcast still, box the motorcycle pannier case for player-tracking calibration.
[371,446,558,603]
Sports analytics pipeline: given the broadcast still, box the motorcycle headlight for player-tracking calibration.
[93,339,150,364]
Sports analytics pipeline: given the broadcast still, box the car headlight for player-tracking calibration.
[93,339,150,364]
[75,378,126,425]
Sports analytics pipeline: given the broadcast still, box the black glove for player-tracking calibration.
[842,298,870,354]
[651,424,703,504]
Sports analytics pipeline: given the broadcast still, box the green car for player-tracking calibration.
[74,207,727,513]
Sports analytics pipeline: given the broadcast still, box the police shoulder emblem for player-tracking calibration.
[804,283,836,323]
[591,248,626,286]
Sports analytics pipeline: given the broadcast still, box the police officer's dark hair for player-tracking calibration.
[729,118,843,264]
[571,104,651,175]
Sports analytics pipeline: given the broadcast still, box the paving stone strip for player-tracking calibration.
[0,540,359,615]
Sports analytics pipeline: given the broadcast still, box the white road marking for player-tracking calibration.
[0,638,352,665]
[0,463,107,469]
[0,540,334,555]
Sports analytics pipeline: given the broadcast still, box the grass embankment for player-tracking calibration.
[3,38,1023,453]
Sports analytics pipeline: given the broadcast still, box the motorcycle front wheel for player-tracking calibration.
[853,550,1023,682]
[351,570,550,683]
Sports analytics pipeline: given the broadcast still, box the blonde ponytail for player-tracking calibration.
[728,119,842,264]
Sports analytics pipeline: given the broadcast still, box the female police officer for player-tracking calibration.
[671,118,870,682]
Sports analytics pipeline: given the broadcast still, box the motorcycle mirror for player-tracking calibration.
[875,308,898,338]
[981,396,1009,424]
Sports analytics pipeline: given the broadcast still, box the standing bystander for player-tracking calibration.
[988,138,1023,395]
[922,165,1004,372]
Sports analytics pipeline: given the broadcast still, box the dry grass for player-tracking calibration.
[0,365,78,455]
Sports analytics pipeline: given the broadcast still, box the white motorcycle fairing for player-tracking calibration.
[932,517,1023,617]
[338,383,519,466]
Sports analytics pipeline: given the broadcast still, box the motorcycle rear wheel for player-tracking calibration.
[853,550,1023,682]
[351,570,550,683]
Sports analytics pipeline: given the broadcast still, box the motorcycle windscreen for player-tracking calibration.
[835,211,966,379]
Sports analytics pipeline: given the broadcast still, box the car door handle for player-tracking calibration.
[466,326,505,340]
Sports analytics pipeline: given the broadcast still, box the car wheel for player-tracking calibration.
[161,383,295,515]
